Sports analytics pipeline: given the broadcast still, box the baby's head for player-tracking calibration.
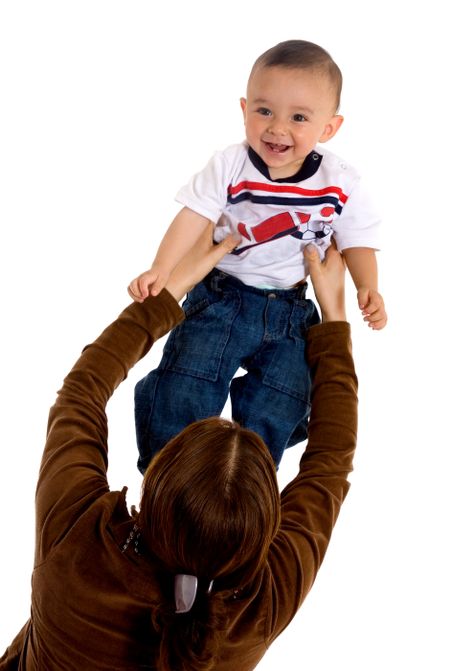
[249,40,343,113]
[241,40,344,179]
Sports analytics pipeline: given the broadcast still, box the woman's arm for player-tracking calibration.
[266,245,358,638]
[35,291,184,563]
[304,243,346,322]
[35,227,239,563]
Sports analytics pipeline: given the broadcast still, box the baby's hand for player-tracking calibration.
[128,266,170,303]
[357,288,387,330]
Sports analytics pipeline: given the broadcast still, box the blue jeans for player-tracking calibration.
[134,269,320,473]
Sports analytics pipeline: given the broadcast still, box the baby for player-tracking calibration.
[128,39,386,472]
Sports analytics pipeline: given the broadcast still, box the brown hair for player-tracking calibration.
[250,39,343,112]
[138,417,280,671]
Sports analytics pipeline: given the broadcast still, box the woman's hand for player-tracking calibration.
[304,243,347,322]
[158,223,240,302]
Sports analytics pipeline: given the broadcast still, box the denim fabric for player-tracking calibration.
[135,269,320,472]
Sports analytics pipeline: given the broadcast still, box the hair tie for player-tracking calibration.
[174,574,214,614]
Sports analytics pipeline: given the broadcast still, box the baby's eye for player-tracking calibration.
[292,113,307,122]
[257,107,272,116]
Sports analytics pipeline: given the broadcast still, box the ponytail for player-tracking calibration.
[152,579,232,671]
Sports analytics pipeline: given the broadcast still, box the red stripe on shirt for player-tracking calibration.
[227,180,348,203]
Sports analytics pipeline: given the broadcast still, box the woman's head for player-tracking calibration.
[139,417,280,589]
[138,418,281,669]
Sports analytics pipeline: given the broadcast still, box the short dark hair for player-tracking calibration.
[250,39,343,112]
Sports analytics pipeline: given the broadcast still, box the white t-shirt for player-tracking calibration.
[176,142,381,288]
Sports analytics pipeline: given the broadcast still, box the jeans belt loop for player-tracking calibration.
[209,271,222,292]
[297,282,307,300]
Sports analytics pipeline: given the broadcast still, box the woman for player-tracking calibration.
[1,229,357,671]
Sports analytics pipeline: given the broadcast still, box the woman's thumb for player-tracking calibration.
[304,244,320,264]
[220,233,241,254]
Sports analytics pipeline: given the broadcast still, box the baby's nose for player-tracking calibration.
[267,119,287,136]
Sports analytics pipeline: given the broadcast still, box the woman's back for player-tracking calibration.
[1,291,357,671]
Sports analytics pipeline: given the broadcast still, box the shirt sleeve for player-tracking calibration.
[265,322,358,641]
[175,148,234,222]
[34,291,184,564]
[333,178,382,251]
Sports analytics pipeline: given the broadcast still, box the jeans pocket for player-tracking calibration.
[166,283,241,382]
[262,299,319,401]
[262,337,311,401]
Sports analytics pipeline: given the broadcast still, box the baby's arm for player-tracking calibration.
[342,247,387,330]
[129,207,210,301]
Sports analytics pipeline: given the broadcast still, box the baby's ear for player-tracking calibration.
[240,97,247,117]
[319,115,344,143]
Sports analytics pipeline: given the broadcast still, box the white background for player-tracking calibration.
[1,1,448,669]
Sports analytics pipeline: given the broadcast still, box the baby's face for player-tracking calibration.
[241,66,343,180]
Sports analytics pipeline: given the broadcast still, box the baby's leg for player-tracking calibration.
[134,278,242,474]
[135,368,232,473]
[230,298,320,467]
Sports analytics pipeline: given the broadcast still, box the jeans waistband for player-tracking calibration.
[205,268,308,300]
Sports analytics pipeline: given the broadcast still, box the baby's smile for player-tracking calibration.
[264,141,291,154]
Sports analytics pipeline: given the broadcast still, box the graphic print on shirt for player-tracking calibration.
[226,180,348,255]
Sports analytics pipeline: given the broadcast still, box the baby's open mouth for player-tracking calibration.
[265,142,291,153]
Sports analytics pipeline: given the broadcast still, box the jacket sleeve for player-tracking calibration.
[266,321,358,641]
[34,290,184,564]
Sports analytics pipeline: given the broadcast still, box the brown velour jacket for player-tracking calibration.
[1,289,357,670]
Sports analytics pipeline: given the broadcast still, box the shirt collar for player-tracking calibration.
[248,145,322,183]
